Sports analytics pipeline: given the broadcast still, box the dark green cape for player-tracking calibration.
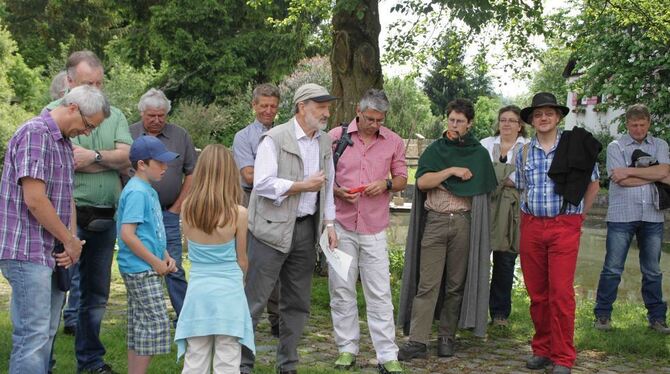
[416,132,497,196]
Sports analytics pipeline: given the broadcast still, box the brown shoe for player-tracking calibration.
[492,317,509,327]
[437,336,455,357]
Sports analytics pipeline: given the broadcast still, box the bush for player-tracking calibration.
[170,87,254,150]
[277,56,331,123]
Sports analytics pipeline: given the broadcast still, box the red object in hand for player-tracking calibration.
[348,185,367,194]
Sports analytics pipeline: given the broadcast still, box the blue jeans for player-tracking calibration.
[75,223,116,371]
[63,262,80,328]
[163,210,187,318]
[594,221,667,323]
[489,251,518,320]
[0,260,65,374]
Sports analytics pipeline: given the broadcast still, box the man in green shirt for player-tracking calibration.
[47,50,133,374]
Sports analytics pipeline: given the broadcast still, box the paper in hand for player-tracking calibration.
[319,229,353,281]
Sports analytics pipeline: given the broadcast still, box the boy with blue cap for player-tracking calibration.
[117,135,180,373]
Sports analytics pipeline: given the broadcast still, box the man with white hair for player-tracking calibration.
[241,83,338,374]
[129,88,198,320]
[1,85,109,374]
[46,50,132,374]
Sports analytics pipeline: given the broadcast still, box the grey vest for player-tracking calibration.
[248,118,333,253]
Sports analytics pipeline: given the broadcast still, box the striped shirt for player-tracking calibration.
[606,133,669,223]
[515,132,599,217]
[0,110,74,269]
[46,100,133,208]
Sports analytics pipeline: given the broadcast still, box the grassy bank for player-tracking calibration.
[0,256,668,373]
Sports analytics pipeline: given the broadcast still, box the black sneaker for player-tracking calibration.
[78,364,118,374]
[398,341,427,361]
[525,355,552,370]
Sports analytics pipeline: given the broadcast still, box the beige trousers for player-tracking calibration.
[182,335,241,374]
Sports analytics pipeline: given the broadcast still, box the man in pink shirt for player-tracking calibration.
[328,89,407,374]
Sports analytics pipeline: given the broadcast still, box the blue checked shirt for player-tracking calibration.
[515,132,599,217]
[606,133,669,223]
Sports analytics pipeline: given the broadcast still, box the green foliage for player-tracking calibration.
[3,0,120,68]
[170,86,254,149]
[103,44,162,122]
[384,75,438,139]
[529,45,571,103]
[592,130,615,188]
[422,31,494,117]
[385,0,546,75]
[567,0,670,142]
[146,0,328,103]
[472,95,502,140]
[277,56,332,123]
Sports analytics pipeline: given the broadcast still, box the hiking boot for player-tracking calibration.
[553,365,571,374]
[398,341,427,361]
[525,355,552,370]
[649,320,670,334]
[78,364,118,374]
[492,317,509,327]
[437,336,455,357]
[334,352,356,370]
[378,360,403,374]
[594,317,612,331]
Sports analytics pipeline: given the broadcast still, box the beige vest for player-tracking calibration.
[248,118,333,253]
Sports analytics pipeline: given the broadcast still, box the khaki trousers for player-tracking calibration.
[409,211,470,343]
[182,335,241,374]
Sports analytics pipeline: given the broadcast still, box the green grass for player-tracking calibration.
[407,167,416,185]
[1,257,669,373]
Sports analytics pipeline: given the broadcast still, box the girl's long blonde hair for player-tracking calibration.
[182,144,241,234]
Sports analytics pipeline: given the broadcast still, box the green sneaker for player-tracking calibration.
[334,352,356,370]
[378,360,403,374]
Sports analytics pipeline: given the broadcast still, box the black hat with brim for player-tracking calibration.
[520,92,570,124]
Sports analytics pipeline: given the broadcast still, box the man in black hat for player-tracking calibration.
[515,92,600,374]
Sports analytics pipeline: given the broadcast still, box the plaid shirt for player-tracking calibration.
[0,110,74,268]
[515,131,599,217]
[606,133,669,223]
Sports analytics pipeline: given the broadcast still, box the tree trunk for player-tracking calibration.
[330,0,383,126]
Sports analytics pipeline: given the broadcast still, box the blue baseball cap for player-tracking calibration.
[130,135,180,162]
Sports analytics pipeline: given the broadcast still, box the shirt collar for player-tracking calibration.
[252,119,272,132]
[140,123,171,139]
[530,130,562,152]
[621,132,652,146]
[40,108,65,142]
[492,135,526,145]
[293,118,321,140]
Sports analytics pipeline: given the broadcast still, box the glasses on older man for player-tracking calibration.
[78,109,97,131]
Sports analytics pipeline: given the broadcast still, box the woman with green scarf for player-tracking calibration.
[398,99,497,361]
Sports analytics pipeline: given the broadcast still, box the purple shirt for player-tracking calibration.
[0,110,74,269]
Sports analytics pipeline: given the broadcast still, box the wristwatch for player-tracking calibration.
[94,150,102,163]
[386,179,392,191]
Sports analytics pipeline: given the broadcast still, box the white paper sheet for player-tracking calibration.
[319,229,353,282]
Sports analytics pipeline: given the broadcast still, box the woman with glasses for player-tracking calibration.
[479,105,529,327]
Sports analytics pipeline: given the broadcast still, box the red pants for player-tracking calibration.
[519,213,584,368]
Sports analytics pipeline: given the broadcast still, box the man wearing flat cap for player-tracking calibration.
[241,83,339,374]
[515,92,601,374]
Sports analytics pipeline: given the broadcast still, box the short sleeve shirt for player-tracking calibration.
[116,177,166,273]
[129,122,197,208]
[232,120,271,188]
[0,110,74,268]
[46,100,133,207]
[606,133,670,222]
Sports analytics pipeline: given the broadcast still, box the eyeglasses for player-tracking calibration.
[447,118,467,126]
[499,118,520,124]
[361,114,385,126]
[78,109,97,131]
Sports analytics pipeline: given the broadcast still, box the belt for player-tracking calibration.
[296,214,314,222]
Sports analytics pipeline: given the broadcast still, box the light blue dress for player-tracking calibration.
[175,239,255,360]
